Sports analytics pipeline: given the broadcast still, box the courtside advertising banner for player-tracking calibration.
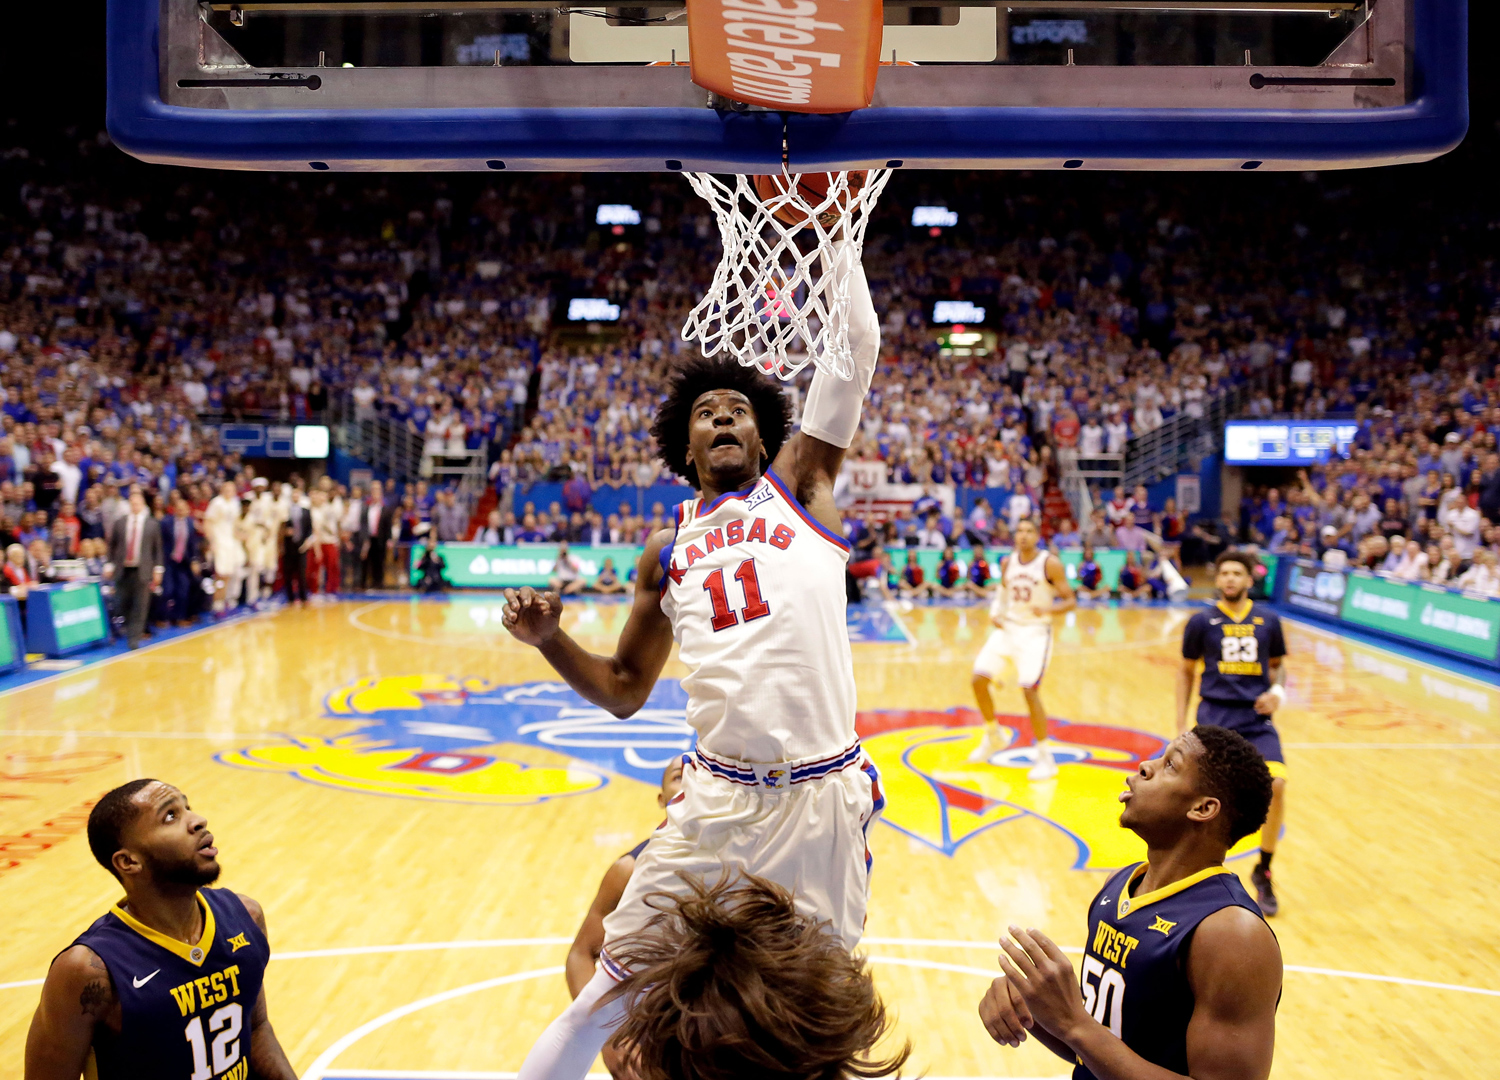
[0,595,21,672]
[50,583,109,652]
[687,0,883,113]
[1284,559,1345,617]
[419,543,1131,590]
[412,544,643,588]
[1340,572,1500,661]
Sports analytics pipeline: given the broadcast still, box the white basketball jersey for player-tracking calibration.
[659,470,855,764]
[1001,548,1054,626]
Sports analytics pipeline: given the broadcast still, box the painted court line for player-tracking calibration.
[1280,613,1500,689]
[0,612,257,699]
[303,968,564,1080]
[6,936,1497,999]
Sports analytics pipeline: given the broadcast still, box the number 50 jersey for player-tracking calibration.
[1074,863,1272,1080]
[658,469,855,765]
[69,887,269,1080]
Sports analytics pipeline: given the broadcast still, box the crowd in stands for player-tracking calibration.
[2,115,1498,617]
[1239,425,1500,597]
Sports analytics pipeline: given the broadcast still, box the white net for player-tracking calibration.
[682,168,892,382]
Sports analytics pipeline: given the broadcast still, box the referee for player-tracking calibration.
[1176,550,1289,916]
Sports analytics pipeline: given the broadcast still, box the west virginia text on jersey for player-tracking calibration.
[70,888,270,1080]
[1074,863,1268,1080]
[1182,602,1286,705]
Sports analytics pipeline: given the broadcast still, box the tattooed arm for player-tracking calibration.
[25,944,120,1080]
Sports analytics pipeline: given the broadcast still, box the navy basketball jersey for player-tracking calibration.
[70,887,270,1080]
[1181,601,1285,705]
[1073,863,1269,1080]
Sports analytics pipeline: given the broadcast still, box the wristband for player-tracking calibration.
[1268,684,1286,703]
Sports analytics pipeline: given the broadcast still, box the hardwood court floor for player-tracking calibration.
[3,598,1499,1079]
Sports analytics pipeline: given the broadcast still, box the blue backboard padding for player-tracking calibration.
[108,0,1467,172]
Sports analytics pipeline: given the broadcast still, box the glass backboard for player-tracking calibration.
[108,0,1467,172]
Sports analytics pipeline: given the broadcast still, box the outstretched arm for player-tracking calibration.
[503,537,675,719]
[773,243,879,537]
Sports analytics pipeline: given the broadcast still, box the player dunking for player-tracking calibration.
[970,517,1076,779]
[504,245,900,1080]
[25,779,296,1080]
[1176,550,1289,915]
[979,725,1281,1080]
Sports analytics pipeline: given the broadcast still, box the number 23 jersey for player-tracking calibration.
[659,469,855,764]
[69,887,269,1080]
[1181,601,1285,705]
[1074,863,1271,1080]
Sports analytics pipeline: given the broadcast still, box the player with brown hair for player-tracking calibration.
[604,873,909,1080]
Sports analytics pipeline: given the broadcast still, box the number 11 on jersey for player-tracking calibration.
[703,558,771,631]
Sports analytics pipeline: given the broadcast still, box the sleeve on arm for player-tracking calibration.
[1182,614,1205,660]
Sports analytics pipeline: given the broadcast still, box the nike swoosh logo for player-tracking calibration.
[133,969,160,988]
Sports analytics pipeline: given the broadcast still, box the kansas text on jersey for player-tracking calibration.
[1074,863,1270,1080]
[69,887,270,1080]
[659,469,855,764]
[1181,601,1286,705]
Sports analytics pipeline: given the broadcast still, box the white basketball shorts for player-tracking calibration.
[972,623,1053,689]
[599,742,884,972]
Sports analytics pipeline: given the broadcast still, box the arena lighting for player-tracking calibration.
[567,297,622,321]
[293,425,330,459]
[949,331,983,345]
[932,299,986,324]
[912,206,959,228]
[595,204,642,226]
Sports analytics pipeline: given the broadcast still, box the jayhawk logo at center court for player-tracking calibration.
[218,676,696,806]
[220,677,1254,870]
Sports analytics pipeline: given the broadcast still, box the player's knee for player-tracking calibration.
[971,672,992,692]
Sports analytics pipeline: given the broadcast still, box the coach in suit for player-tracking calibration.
[283,493,312,603]
[357,480,396,589]
[106,489,164,649]
[159,498,199,626]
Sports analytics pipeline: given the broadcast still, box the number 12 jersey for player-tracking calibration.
[69,887,269,1080]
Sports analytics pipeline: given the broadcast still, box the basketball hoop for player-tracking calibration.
[682,167,891,383]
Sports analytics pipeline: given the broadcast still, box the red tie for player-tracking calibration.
[127,516,139,566]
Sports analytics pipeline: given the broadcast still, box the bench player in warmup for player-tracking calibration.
[970,517,1076,779]
[978,725,1281,1080]
[503,242,907,1080]
[25,779,296,1080]
[1176,550,1289,916]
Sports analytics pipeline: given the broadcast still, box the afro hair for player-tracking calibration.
[1189,725,1274,843]
[650,356,794,488]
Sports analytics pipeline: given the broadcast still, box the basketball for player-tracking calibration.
[754,170,868,229]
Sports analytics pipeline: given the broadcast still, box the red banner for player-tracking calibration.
[687,0,883,114]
